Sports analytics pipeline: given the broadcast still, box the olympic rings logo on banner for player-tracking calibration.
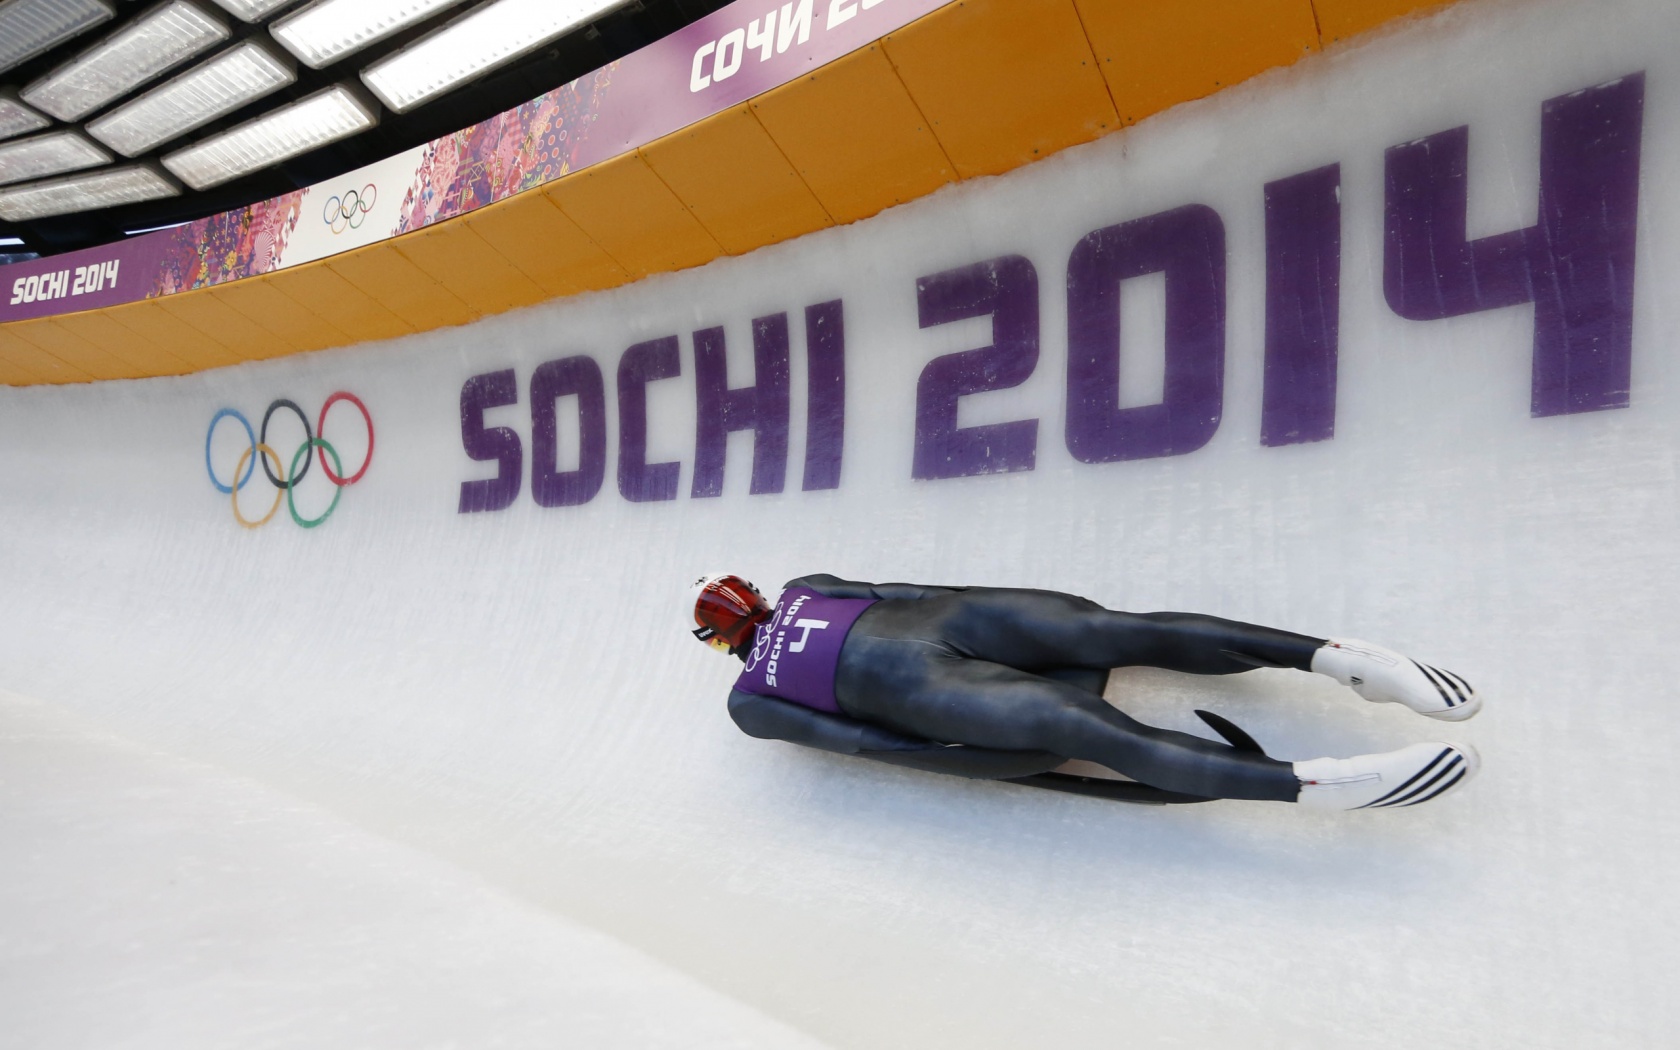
[205,393,374,530]
[323,184,377,234]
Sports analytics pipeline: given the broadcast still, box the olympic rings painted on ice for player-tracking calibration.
[232,443,285,529]
[205,393,374,529]
[316,391,373,484]
[289,438,341,529]
[260,398,311,489]
[205,408,255,494]
[323,183,377,234]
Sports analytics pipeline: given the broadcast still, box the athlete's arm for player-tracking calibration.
[783,573,967,602]
[727,690,1063,780]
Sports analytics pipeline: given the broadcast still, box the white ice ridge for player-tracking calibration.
[2,0,1678,1044]
[0,691,827,1049]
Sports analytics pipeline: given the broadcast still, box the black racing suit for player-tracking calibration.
[728,575,1324,803]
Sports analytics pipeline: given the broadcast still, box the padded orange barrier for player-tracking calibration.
[103,299,246,371]
[544,151,724,279]
[211,278,351,357]
[392,221,550,316]
[0,0,1471,384]
[324,243,478,333]
[462,192,629,299]
[262,263,417,346]
[0,327,60,382]
[640,104,835,256]
[1078,0,1320,125]
[0,340,47,384]
[750,43,955,226]
[882,0,1119,179]
[1314,0,1453,42]
[158,287,294,361]
[50,308,194,376]
[6,317,136,380]
[15,320,103,379]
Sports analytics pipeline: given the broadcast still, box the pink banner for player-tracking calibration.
[0,0,947,324]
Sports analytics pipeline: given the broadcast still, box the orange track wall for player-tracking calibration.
[0,0,1454,384]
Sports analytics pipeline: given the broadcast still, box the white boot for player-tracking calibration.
[1311,639,1481,721]
[1294,741,1480,810]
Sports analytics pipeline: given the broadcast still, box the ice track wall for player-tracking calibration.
[2,0,1677,1045]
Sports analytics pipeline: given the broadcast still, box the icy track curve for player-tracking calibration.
[3,0,1678,1044]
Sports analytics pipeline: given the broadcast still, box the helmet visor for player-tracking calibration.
[692,575,772,651]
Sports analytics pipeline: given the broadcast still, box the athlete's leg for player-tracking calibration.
[1037,666,1109,696]
[870,588,1325,675]
[839,655,1300,802]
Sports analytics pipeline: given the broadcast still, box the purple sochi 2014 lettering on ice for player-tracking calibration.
[446,74,1649,515]
[912,255,1040,480]
[617,336,683,502]
[802,299,845,492]
[1066,204,1227,463]
[531,355,607,508]
[692,314,791,498]
[1263,165,1342,446]
[458,369,523,513]
[1385,74,1645,417]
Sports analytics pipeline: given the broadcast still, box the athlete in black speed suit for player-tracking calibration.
[696,574,1484,810]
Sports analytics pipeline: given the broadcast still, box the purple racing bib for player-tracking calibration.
[733,587,877,713]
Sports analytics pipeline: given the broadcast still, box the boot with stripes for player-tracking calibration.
[1294,741,1480,810]
[1311,639,1481,721]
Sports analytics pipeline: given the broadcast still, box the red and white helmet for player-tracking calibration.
[685,573,773,653]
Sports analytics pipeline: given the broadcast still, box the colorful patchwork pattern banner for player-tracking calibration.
[0,0,947,323]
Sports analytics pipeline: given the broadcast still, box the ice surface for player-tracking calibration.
[0,691,825,1050]
[2,0,1678,1045]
